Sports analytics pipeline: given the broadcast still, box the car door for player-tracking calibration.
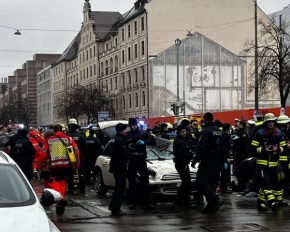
[99,155,115,187]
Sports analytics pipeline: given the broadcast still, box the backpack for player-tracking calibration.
[102,139,115,156]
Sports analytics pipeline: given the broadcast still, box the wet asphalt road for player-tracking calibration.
[32,180,290,232]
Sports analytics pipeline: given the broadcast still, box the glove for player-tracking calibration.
[101,146,104,149]
[193,153,196,158]
[224,163,228,170]
[136,140,145,145]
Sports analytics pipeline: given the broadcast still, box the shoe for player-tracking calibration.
[210,199,224,213]
[257,203,268,211]
[278,200,288,207]
[147,204,154,210]
[271,202,278,213]
[129,205,136,210]
[202,203,214,213]
[56,199,68,216]
[33,170,38,180]
[111,210,127,216]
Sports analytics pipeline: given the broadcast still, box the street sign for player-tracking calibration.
[98,111,109,121]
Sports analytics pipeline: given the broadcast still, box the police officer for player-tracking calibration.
[173,125,193,208]
[96,124,110,147]
[109,123,131,216]
[156,123,170,140]
[67,119,88,194]
[251,113,287,212]
[5,129,21,162]
[181,119,194,152]
[126,118,156,209]
[15,129,36,182]
[85,129,102,185]
[192,112,226,213]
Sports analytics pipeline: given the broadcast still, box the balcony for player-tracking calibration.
[98,46,119,59]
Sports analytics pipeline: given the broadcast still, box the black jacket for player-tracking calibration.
[96,130,110,147]
[156,130,170,140]
[222,131,232,159]
[5,133,21,161]
[109,134,131,173]
[194,122,226,166]
[126,128,156,159]
[152,126,160,135]
[173,135,192,164]
[67,130,88,162]
[233,129,249,163]
[15,137,36,163]
[85,136,102,159]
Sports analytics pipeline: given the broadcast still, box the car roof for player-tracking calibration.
[98,120,128,129]
[0,151,16,165]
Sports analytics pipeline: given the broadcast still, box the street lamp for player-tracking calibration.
[186,30,193,37]
[14,29,22,35]
[175,38,181,125]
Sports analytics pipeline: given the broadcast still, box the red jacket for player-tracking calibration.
[29,131,44,169]
[39,132,80,169]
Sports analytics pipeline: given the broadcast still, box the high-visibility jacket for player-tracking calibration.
[29,131,44,169]
[39,132,80,169]
[86,130,96,138]
[251,128,287,169]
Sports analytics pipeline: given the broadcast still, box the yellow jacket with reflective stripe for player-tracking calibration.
[251,128,286,169]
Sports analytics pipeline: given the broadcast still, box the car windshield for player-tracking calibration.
[0,164,36,207]
[146,143,175,160]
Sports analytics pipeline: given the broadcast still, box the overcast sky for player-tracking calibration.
[0,0,289,78]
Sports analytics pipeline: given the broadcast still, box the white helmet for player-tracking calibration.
[277,115,289,124]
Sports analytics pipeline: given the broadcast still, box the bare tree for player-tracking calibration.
[243,19,290,107]
[17,98,35,128]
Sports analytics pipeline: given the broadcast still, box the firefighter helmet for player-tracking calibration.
[264,113,276,123]
[277,115,289,124]
[69,118,77,125]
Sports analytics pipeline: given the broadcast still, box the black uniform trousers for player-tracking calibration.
[85,157,97,185]
[196,162,220,204]
[220,166,231,191]
[127,159,151,205]
[17,158,33,182]
[109,172,127,213]
[174,162,191,206]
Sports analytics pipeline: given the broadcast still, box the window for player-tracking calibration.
[122,73,125,86]
[94,64,96,75]
[86,50,88,60]
[83,37,84,45]
[141,17,145,31]
[142,91,145,106]
[110,78,113,90]
[115,76,118,89]
[135,68,138,82]
[106,43,109,51]
[135,93,138,107]
[83,70,85,80]
[90,48,92,58]
[90,66,92,77]
[134,21,137,34]
[141,41,145,56]
[93,46,96,56]
[115,38,118,46]
[128,47,131,61]
[116,98,118,111]
[122,50,125,64]
[129,94,132,108]
[87,68,89,78]
[135,44,138,59]
[123,95,125,109]
[122,28,124,41]
[142,66,145,80]
[105,80,108,91]
[128,25,131,38]
[129,71,131,84]
[83,52,85,61]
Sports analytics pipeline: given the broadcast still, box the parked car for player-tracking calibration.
[93,120,198,198]
[0,151,60,232]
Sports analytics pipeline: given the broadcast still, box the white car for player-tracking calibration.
[93,121,198,197]
[0,151,60,232]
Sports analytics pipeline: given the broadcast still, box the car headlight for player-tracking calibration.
[148,167,157,180]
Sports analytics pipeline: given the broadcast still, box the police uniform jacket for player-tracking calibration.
[194,122,226,166]
[251,128,287,169]
[67,130,88,162]
[173,135,192,164]
[85,136,102,159]
[126,128,156,159]
[15,137,36,162]
[109,133,131,173]
[233,129,249,159]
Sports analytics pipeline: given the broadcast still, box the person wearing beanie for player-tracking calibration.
[192,111,226,213]
[181,119,195,153]
[109,123,130,216]
[85,129,102,185]
[15,128,36,182]
[126,118,156,210]
[172,125,193,208]
[156,123,170,140]
[67,121,88,194]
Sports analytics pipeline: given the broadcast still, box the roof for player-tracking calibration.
[54,32,81,66]
[117,5,146,28]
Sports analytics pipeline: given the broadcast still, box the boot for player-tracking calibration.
[257,203,268,211]
[271,202,278,213]
[56,199,68,216]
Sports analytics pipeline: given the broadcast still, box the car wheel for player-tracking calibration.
[93,169,108,196]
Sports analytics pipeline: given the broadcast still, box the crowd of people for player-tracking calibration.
[3,111,290,216]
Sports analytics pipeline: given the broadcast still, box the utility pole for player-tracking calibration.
[279,14,285,115]
[254,0,259,115]
[175,39,181,125]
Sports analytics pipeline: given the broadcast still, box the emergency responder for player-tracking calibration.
[276,115,290,195]
[248,120,256,139]
[152,121,161,135]
[192,122,200,146]
[192,112,226,213]
[251,113,287,212]
[249,115,264,142]
[173,125,193,208]
[156,123,170,140]
[96,124,109,147]
[38,124,80,215]
[231,119,240,135]
[109,123,131,216]
[126,118,156,209]
[39,127,44,138]
[28,127,44,180]
[15,129,36,182]
[67,119,88,194]
[233,120,249,169]
[85,129,102,185]
[220,123,232,194]
[181,119,194,152]
[146,124,152,133]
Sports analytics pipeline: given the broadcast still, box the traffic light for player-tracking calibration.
[170,103,176,114]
